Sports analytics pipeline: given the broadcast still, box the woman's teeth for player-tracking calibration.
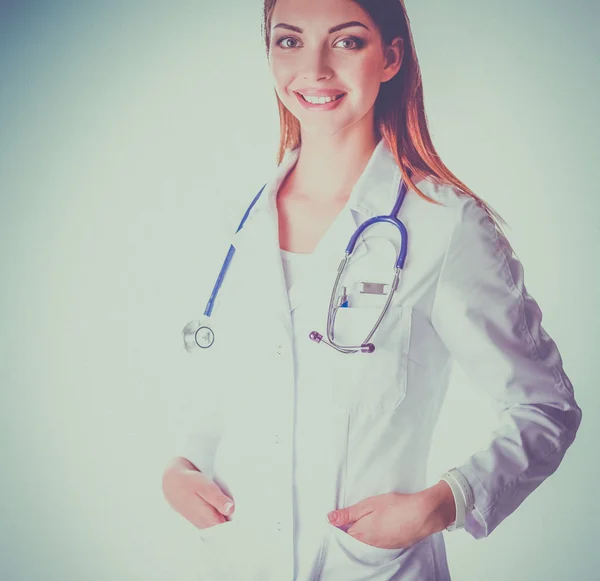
[301,94,344,104]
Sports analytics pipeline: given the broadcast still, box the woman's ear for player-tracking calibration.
[381,37,404,83]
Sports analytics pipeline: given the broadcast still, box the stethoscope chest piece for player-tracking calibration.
[182,320,215,352]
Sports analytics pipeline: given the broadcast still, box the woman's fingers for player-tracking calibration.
[187,469,235,518]
[185,494,228,530]
[162,460,234,529]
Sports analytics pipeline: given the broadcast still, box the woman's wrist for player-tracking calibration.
[419,480,457,534]
[168,456,198,473]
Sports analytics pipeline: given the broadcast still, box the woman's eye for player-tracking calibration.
[276,36,301,49]
[335,37,364,50]
[275,36,365,50]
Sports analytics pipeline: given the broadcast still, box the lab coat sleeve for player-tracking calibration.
[430,196,583,539]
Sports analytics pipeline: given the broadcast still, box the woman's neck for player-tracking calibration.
[284,126,379,204]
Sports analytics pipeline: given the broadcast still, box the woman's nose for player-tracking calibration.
[299,47,334,81]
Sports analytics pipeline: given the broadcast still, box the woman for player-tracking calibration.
[162,0,583,579]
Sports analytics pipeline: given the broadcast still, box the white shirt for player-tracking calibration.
[177,139,582,580]
[280,247,313,293]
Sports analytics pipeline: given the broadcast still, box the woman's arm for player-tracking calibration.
[430,195,583,539]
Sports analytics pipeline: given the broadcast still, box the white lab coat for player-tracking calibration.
[177,140,582,580]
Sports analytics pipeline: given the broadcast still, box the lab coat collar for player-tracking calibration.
[229,139,406,333]
[231,138,404,247]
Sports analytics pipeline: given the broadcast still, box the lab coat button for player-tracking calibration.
[276,521,282,532]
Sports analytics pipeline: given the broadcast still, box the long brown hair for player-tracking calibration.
[261,0,508,234]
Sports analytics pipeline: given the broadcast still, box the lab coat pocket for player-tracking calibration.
[197,520,246,578]
[198,519,238,544]
[198,520,275,580]
[329,304,412,413]
[318,520,410,579]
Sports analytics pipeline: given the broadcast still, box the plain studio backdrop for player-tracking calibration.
[0,1,598,579]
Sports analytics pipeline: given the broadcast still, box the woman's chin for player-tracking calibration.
[296,117,351,137]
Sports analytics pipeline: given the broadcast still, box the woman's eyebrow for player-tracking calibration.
[273,21,370,34]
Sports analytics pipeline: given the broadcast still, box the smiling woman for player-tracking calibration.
[261,0,506,233]
[164,1,583,580]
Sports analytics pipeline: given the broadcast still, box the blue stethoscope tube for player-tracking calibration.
[181,184,266,351]
[308,174,409,354]
[182,172,410,353]
[204,184,267,319]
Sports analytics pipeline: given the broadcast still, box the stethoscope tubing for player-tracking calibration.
[185,170,411,353]
[314,174,410,353]
[203,184,267,318]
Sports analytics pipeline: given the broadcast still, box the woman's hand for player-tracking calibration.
[326,483,455,550]
[162,457,235,529]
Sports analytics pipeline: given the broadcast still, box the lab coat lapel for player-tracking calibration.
[229,198,370,329]
[226,138,403,329]
[230,197,294,341]
[225,146,303,343]
[287,206,370,314]
[285,139,403,314]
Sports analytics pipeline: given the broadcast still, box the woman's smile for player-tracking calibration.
[294,91,347,110]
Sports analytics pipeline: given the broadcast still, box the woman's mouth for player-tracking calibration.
[294,92,347,111]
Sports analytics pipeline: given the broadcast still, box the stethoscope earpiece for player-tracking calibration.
[309,330,375,354]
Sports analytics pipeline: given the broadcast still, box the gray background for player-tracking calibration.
[1,1,597,579]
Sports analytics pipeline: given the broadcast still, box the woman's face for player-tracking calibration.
[268,0,402,138]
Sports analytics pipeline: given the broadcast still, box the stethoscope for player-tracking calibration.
[182,172,409,355]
